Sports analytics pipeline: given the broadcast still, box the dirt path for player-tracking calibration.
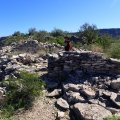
[12,91,57,120]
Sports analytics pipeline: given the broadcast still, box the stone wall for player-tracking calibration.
[48,51,120,77]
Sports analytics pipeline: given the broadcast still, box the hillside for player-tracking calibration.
[99,28,120,37]
[0,40,120,120]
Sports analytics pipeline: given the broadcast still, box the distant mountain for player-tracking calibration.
[99,28,120,37]
[72,28,120,38]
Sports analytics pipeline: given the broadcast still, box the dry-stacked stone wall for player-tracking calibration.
[48,51,120,77]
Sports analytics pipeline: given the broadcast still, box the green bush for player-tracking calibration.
[78,23,98,45]
[45,36,64,46]
[104,115,120,120]
[107,42,120,58]
[96,34,112,50]
[0,71,45,118]
[4,35,28,45]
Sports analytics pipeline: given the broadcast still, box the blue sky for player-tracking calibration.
[0,0,120,36]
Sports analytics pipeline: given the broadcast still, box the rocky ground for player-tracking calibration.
[0,40,120,120]
[12,93,57,120]
[12,91,70,120]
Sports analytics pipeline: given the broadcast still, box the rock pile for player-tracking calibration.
[12,40,63,53]
[0,51,48,100]
[46,51,120,120]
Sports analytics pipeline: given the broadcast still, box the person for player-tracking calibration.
[64,37,72,51]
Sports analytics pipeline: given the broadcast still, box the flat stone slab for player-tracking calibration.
[72,103,112,120]
[56,98,69,110]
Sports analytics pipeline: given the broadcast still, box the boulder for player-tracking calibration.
[56,98,69,110]
[72,103,112,120]
[63,83,82,92]
[47,89,62,97]
[110,78,120,91]
[57,111,65,118]
[0,87,6,100]
[106,107,120,114]
[66,91,85,103]
[80,85,96,99]
[110,92,120,108]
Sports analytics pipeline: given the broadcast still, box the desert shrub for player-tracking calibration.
[51,28,65,37]
[0,71,45,118]
[4,35,28,46]
[33,30,49,42]
[107,42,120,58]
[104,115,120,120]
[96,34,112,50]
[53,36,64,45]
[78,23,98,45]
[89,44,103,53]
[73,42,82,49]
[28,28,37,36]
[45,36,64,46]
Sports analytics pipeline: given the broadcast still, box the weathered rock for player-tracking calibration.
[63,83,82,92]
[110,92,120,108]
[47,89,62,97]
[0,87,6,100]
[56,98,69,110]
[48,51,120,77]
[13,40,40,53]
[110,78,120,91]
[106,107,120,114]
[72,103,112,120]
[57,111,65,118]
[88,99,99,104]
[103,91,112,97]
[66,91,85,103]
[81,85,96,99]
[17,54,35,65]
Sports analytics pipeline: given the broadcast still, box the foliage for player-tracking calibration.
[12,31,22,36]
[104,115,120,120]
[73,42,82,49]
[78,23,98,45]
[107,42,120,58]
[0,71,45,119]
[51,28,69,37]
[96,34,112,49]
[33,30,49,42]
[51,28,64,37]
[3,35,28,45]
[46,36,64,45]
[28,28,37,36]
[1,24,120,59]
[89,44,104,53]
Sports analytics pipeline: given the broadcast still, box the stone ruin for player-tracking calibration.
[48,51,120,77]
[47,51,120,119]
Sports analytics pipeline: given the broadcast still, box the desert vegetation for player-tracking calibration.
[0,23,120,120]
[1,23,120,58]
[0,71,45,119]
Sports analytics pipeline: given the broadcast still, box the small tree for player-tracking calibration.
[51,28,65,37]
[79,23,98,45]
[12,31,21,36]
[28,28,37,36]
[33,30,49,42]
[96,34,112,49]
